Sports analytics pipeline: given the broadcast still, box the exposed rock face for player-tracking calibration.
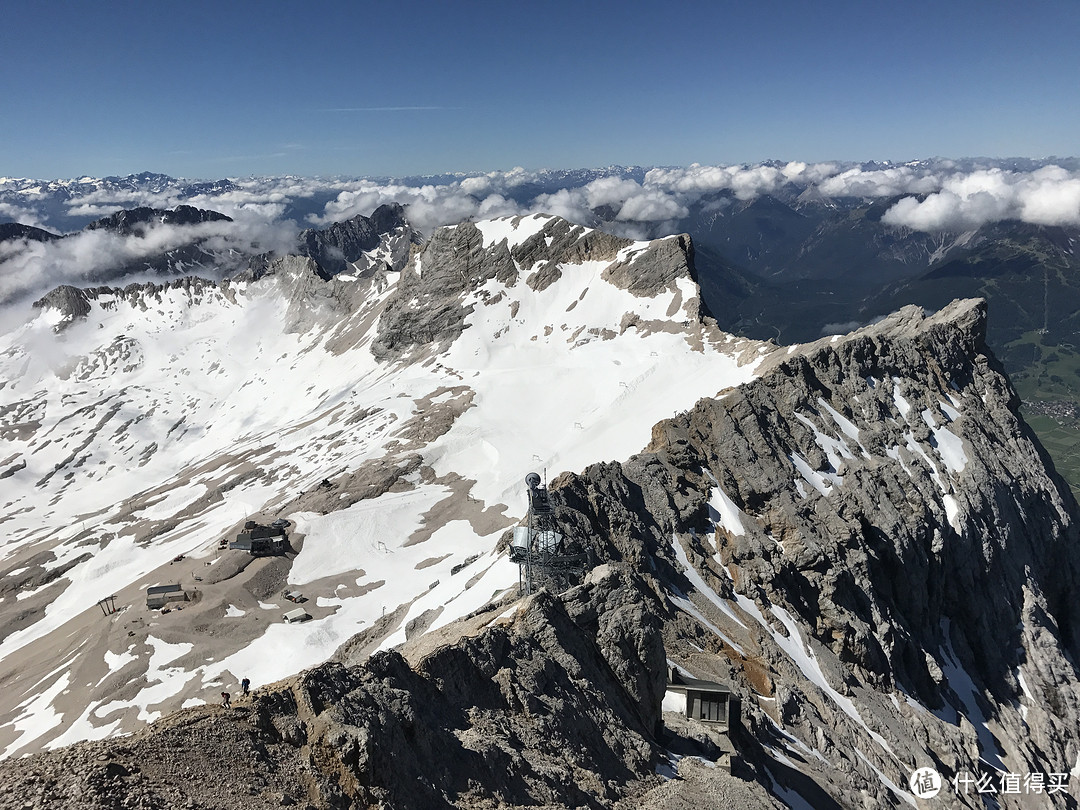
[0,223,60,244]
[0,211,754,789]
[603,233,695,297]
[84,205,232,235]
[10,203,1080,808]
[371,215,697,360]
[32,277,230,329]
[31,284,92,322]
[0,566,691,810]
[548,298,1080,807]
[297,202,420,278]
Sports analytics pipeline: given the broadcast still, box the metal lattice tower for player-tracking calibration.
[509,472,587,596]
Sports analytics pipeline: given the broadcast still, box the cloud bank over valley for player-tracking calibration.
[1,158,1078,307]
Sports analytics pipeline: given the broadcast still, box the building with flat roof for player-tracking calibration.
[662,666,738,771]
[146,583,186,610]
[663,667,734,729]
[229,521,288,556]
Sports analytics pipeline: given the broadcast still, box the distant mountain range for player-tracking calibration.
[3,162,1079,483]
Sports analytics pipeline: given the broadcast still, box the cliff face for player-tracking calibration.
[550,298,1080,807]
[2,214,765,772]
[6,296,1077,809]
[371,214,699,361]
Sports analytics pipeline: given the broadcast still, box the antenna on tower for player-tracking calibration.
[509,472,587,597]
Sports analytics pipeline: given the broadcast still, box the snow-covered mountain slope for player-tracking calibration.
[3,293,1080,809]
[0,213,766,756]
[3,206,1080,808]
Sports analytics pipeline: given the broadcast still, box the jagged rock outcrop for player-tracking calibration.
[9,197,1080,808]
[31,284,92,322]
[27,205,424,341]
[0,223,60,244]
[603,233,696,298]
[547,298,1080,807]
[371,215,697,360]
[297,202,420,278]
[0,566,750,810]
[32,277,230,329]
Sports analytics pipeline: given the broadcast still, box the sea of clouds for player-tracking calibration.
[1,159,1078,308]
[297,160,1080,235]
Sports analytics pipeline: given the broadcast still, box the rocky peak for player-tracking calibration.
[32,277,231,330]
[0,222,60,244]
[545,295,1080,807]
[371,214,701,360]
[84,205,232,235]
[31,284,92,323]
[297,202,421,278]
[369,201,409,234]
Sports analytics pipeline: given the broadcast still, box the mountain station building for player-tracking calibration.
[229,520,288,556]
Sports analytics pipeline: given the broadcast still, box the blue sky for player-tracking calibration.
[3,0,1078,179]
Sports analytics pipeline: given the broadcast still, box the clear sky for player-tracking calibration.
[3,0,1078,179]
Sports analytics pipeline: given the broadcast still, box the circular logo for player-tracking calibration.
[909,767,942,799]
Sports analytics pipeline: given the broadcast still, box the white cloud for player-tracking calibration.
[583,177,642,209]
[817,166,942,198]
[475,194,521,220]
[308,181,528,237]
[530,188,593,226]
[616,189,688,222]
[782,160,840,184]
[65,203,126,219]
[5,160,1079,304]
[1017,166,1080,227]
[0,215,296,306]
[0,202,50,228]
[644,163,803,200]
[881,166,1080,231]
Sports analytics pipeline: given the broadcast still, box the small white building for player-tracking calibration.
[663,667,733,729]
[283,607,310,623]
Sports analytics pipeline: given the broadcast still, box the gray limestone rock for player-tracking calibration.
[297,202,420,278]
[32,278,226,330]
[84,205,232,235]
[370,215,698,361]
[0,565,670,810]
[13,206,1080,809]
[31,284,92,324]
[603,233,695,297]
[544,298,1080,808]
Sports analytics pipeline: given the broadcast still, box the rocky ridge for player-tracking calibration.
[372,215,700,361]
[1,211,764,771]
[4,204,1080,807]
[297,202,421,279]
[84,205,233,235]
[32,276,233,327]
[0,566,784,810]
[0,223,60,244]
[547,298,1080,807]
[8,295,1077,808]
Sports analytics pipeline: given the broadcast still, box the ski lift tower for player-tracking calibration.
[509,472,587,597]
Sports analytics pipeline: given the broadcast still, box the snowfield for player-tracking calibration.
[0,215,766,755]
